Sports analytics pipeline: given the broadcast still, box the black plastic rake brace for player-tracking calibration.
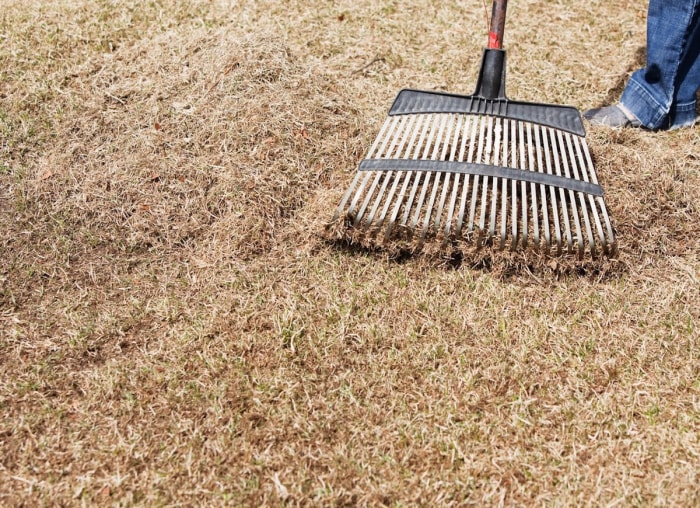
[387,49,587,137]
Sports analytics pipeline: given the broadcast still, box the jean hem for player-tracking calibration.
[620,78,668,129]
[669,100,698,127]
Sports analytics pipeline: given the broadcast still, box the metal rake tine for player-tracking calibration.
[550,127,573,253]
[534,124,551,251]
[518,120,528,248]
[456,113,479,237]
[362,173,392,228]
[433,164,452,235]
[412,114,450,233]
[385,171,414,238]
[572,135,608,256]
[400,114,441,228]
[353,117,408,226]
[434,114,463,233]
[372,115,424,227]
[333,116,393,222]
[386,113,434,237]
[467,115,487,235]
[488,117,503,242]
[421,114,457,241]
[564,132,595,257]
[332,171,362,223]
[510,120,519,250]
[345,171,374,220]
[478,116,495,245]
[444,115,470,238]
[367,115,416,226]
[356,115,412,225]
[556,129,584,256]
[353,172,384,227]
[580,137,616,254]
[542,127,562,254]
[526,122,540,248]
[347,116,402,218]
[499,118,511,249]
[418,172,441,241]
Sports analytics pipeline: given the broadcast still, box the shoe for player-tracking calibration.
[583,104,642,128]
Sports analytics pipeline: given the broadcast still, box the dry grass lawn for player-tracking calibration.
[1,0,699,505]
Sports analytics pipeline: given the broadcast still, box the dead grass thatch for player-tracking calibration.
[1,0,699,506]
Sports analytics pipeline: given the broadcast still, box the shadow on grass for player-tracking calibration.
[600,46,646,106]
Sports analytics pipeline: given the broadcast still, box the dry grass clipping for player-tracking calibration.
[1,0,700,506]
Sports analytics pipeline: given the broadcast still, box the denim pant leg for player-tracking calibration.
[620,0,700,129]
[674,5,700,126]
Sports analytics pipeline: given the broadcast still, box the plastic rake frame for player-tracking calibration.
[332,17,617,259]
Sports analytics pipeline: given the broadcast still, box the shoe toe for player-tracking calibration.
[583,105,640,128]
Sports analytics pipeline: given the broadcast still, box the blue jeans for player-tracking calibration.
[620,0,700,129]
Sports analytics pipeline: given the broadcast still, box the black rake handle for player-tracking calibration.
[488,0,508,49]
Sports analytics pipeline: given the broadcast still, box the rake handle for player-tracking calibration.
[488,0,508,49]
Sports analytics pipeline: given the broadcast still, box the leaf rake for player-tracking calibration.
[332,0,616,258]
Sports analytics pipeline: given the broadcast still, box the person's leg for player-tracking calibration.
[668,4,700,128]
[620,0,700,129]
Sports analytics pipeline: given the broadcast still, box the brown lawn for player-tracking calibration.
[1,0,699,505]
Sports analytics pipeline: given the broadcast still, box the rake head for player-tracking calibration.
[332,50,617,259]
